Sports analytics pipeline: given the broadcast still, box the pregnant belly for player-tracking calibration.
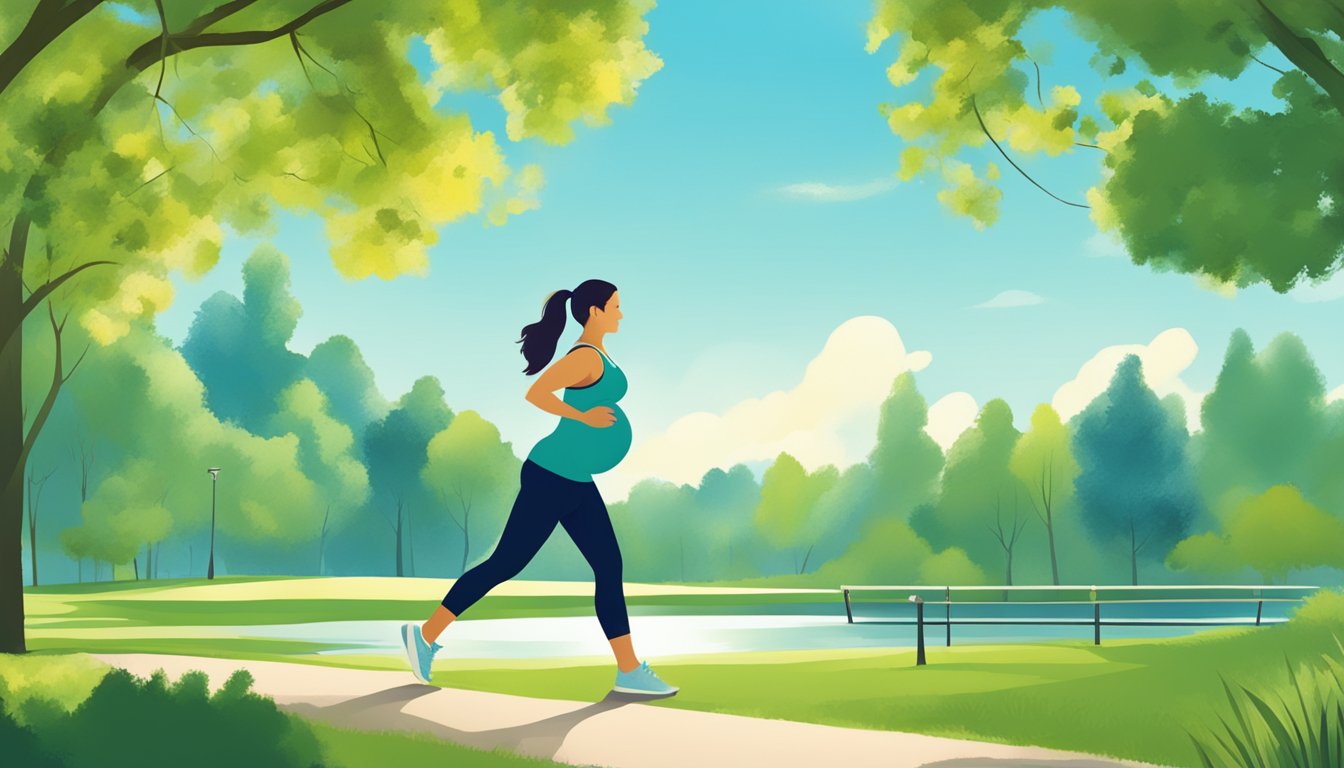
[539,403,632,475]
[583,403,632,474]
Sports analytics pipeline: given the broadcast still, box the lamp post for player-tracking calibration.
[207,467,221,580]
[909,595,926,666]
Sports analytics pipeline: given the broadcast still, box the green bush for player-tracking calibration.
[0,700,61,768]
[1187,635,1344,768]
[11,667,324,768]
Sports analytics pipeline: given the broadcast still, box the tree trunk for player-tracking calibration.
[394,503,404,577]
[27,500,37,588]
[318,504,329,576]
[1129,523,1139,586]
[406,504,415,577]
[1046,520,1059,586]
[1,216,29,653]
[798,542,814,575]
[459,505,471,576]
[132,556,139,580]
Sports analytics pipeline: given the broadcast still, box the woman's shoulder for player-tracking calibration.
[565,344,605,363]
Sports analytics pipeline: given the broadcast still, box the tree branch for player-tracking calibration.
[17,258,120,333]
[180,0,259,37]
[0,0,105,98]
[124,0,354,74]
[1253,0,1344,116]
[10,299,72,491]
[971,93,1091,209]
[1251,53,1289,76]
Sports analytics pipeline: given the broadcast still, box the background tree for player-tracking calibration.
[61,318,325,573]
[181,246,306,432]
[2,0,660,653]
[267,377,371,566]
[911,398,1028,581]
[1192,330,1328,521]
[867,372,944,519]
[609,478,697,583]
[58,525,91,584]
[1169,485,1344,584]
[421,410,519,576]
[692,464,761,582]
[812,515,986,587]
[362,377,452,577]
[1009,403,1080,585]
[865,1,1344,292]
[988,489,1030,587]
[753,453,840,576]
[23,464,55,586]
[1074,355,1200,584]
[304,335,390,457]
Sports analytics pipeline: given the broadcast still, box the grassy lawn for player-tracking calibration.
[26,576,839,629]
[20,577,1344,768]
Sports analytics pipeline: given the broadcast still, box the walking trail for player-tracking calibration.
[94,654,1170,768]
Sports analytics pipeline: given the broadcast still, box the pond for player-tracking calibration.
[221,598,1300,659]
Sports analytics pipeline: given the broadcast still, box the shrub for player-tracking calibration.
[19,667,325,768]
[1187,636,1344,768]
[0,699,62,768]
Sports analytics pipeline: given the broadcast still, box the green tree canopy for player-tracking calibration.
[1169,484,1344,583]
[867,372,944,519]
[421,409,520,575]
[2,0,662,651]
[1194,330,1329,516]
[866,1,1344,292]
[1009,402,1079,585]
[754,452,840,575]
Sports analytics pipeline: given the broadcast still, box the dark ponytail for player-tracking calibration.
[517,279,617,375]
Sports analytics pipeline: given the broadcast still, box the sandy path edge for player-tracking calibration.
[91,653,1173,768]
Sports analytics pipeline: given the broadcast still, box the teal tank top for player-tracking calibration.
[526,343,632,482]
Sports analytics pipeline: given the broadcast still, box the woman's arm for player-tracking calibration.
[525,347,614,426]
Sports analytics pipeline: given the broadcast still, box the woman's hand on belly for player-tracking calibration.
[579,406,617,428]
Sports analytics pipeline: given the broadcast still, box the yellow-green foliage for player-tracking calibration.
[0,654,110,720]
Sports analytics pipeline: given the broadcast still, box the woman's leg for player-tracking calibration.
[558,483,637,672]
[424,461,576,644]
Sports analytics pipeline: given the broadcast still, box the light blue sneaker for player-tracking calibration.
[400,622,441,684]
[613,660,678,695]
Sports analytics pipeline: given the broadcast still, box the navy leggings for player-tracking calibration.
[439,459,631,640]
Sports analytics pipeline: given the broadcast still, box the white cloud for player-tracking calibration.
[1289,269,1344,304]
[1084,231,1126,259]
[1329,384,1344,404]
[599,316,931,501]
[1052,327,1205,432]
[972,289,1044,309]
[925,392,979,450]
[779,178,897,203]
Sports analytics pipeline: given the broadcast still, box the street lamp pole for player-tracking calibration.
[207,467,221,580]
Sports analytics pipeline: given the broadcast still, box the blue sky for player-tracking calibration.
[153,1,1343,500]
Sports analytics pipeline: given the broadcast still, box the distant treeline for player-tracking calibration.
[20,249,1344,588]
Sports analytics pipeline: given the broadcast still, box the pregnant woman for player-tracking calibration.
[401,278,677,696]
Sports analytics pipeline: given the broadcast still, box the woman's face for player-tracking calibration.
[590,291,622,333]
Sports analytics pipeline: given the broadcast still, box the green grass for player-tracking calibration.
[21,577,1344,768]
[23,591,838,626]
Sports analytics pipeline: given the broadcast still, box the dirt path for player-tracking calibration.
[93,654,1170,768]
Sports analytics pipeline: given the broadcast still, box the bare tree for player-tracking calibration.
[989,489,1030,598]
[318,504,330,576]
[24,465,55,586]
